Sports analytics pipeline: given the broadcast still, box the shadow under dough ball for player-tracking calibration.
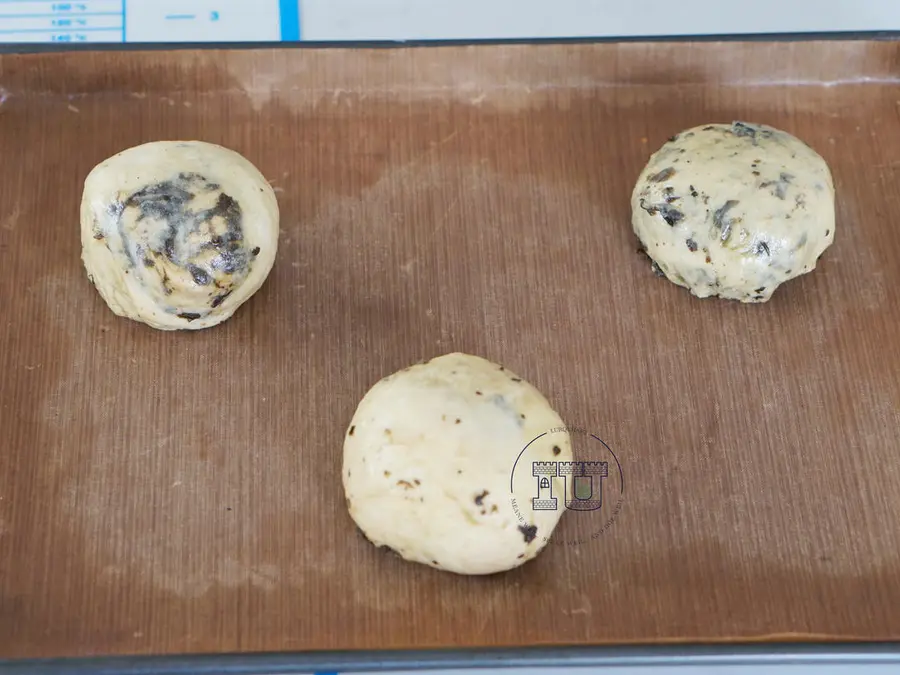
[631,121,835,303]
[80,140,280,330]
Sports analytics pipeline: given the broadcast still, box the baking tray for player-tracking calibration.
[0,37,899,666]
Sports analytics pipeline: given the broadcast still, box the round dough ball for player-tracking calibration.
[631,121,835,303]
[343,353,574,575]
[80,140,279,330]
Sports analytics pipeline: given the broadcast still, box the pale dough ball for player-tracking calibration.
[343,353,574,575]
[631,121,835,303]
[80,140,279,330]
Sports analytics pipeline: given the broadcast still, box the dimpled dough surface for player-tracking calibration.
[80,140,279,330]
[343,353,574,576]
[631,122,835,303]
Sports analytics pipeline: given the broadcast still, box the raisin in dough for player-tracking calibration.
[343,353,574,575]
[632,122,835,303]
[80,141,279,330]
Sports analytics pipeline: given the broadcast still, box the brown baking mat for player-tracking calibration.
[0,40,898,659]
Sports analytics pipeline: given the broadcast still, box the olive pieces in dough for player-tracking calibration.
[81,140,279,330]
[632,121,835,303]
[343,353,573,575]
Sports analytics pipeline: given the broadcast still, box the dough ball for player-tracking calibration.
[80,140,279,330]
[343,353,573,576]
[631,121,835,303]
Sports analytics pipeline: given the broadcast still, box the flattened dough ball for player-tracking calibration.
[632,121,835,303]
[343,353,574,575]
[80,140,279,330]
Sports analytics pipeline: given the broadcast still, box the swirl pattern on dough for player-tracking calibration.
[81,140,279,331]
[102,172,258,321]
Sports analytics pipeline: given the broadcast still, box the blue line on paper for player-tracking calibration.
[0,26,118,32]
[0,13,120,18]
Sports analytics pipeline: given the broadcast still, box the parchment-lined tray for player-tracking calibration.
[0,39,898,659]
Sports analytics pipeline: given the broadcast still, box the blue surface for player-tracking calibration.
[279,0,300,41]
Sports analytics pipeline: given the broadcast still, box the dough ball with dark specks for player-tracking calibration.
[631,122,835,303]
[80,140,279,330]
[343,352,573,575]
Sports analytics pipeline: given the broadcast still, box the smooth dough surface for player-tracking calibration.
[343,353,574,576]
[80,140,279,330]
[631,121,835,303]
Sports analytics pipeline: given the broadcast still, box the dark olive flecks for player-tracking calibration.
[648,167,676,183]
[640,198,684,227]
[731,121,772,146]
[188,264,211,286]
[474,490,489,506]
[755,241,771,257]
[689,185,699,198]
[177,312,201,322]
[348,425,355,436]
[712,200,740,243]
[686,238,698,252]
[552,445,561,456]
[660,207,684,226]
[760,172,794,200]
[518,524,538,544]
[210,290,232,308]
[754,287,766,294]
[251,246,260,256]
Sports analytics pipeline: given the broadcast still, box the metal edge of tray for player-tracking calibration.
[3,643,900,675]
[0,29,898,54]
